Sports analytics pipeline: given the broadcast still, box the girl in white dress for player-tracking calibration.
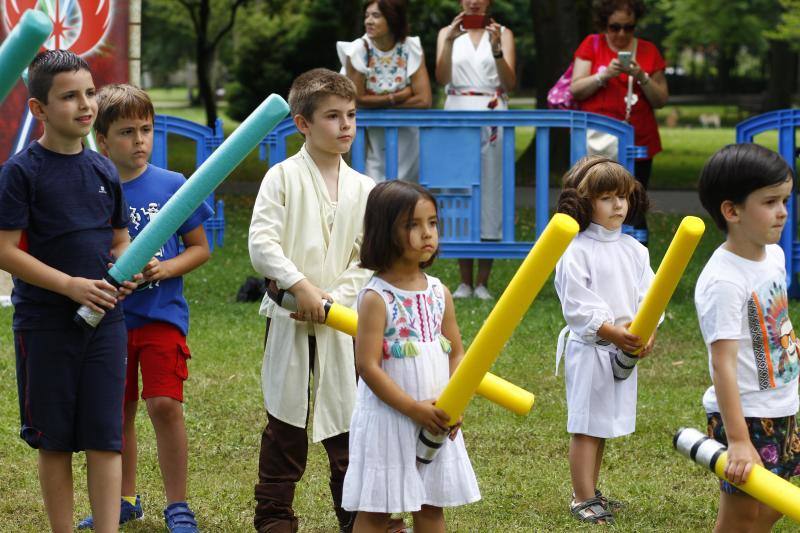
[553,156,655,525]
[337,0,432,183]
[435,0,516,300]
[342,180,480,531]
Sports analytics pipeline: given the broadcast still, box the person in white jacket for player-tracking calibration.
[248,68,374,533]
[553,156,655,525]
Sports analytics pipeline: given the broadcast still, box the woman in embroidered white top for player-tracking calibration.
[553,156,656,525]
[435,0,516,301]
[337,0,432,183]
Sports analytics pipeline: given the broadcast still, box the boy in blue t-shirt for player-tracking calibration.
[78,84,211,532]
[0,51,138,532]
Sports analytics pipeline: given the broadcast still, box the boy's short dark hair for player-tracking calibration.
[361,180,439,272]
[288,68,356,120]
[95,84,155,136]
[28,50,91,103]
[699,143,794,231]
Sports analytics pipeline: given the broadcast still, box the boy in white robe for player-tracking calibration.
[248,68,374,533]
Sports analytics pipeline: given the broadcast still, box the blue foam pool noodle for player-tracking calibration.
[0,10,52,104]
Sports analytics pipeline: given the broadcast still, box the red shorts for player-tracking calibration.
[124,322,191,403]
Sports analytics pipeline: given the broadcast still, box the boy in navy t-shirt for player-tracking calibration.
[0,51,138,532]
[79,84,211,532]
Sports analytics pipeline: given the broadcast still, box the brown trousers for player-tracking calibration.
[254,320,356,533]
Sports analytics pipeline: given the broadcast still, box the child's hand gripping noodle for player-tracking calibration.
[75,94,290,327]
[674,428,800,523]
[611,216,705,380]
[416,213,579,463]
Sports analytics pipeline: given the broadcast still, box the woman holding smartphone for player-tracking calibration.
[337,0,432,183]
[436,0,516,301]
[569,0,668,246]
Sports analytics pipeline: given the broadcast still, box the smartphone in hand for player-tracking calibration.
[460,14,488,30]
[618,51,632,69]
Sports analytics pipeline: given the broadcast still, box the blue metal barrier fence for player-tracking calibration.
[737,109,800,295]
[260,109,646,258]
[152,114,225,249]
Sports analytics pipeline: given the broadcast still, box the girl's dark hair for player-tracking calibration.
[360,180,438,272]
[364,0,409,42]
[557,155,649,231]
[592,0,646,29]
[699,143,794,231]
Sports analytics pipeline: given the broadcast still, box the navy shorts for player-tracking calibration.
[707,412,800,494]
[15,319,127,452]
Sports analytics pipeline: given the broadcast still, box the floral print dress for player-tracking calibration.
[336,35,423,182]
[342,274,480,513]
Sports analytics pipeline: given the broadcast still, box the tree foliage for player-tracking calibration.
[143,0,249,126]
[766,0,800,49]
[227,0,535,120]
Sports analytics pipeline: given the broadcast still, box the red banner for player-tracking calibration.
[0,0,129,159]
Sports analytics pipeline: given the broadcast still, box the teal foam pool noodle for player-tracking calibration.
[110,94,289,282]
[75,94,290,327]
[0,10,52,104]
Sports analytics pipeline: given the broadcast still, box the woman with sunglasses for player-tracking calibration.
[570,0,668,246]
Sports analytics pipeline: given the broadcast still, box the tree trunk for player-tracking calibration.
[520,0,590,186]
[194,0,217,128]
[715,46,735,95]
[197,50,217,128]
[763,39,797,111]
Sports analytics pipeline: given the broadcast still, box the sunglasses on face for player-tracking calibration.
[608,23,636,33]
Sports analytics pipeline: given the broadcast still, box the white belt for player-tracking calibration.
[555,326,618,376]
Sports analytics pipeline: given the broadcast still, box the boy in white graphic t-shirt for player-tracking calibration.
[695,143,800,532]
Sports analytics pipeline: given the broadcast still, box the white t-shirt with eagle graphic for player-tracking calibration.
[695,244,799,418]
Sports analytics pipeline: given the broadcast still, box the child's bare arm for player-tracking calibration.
[143,225,211,282]
[288,278,330,323]
[110,227,131,259]
[441,286,466,376]
[711,339,762,485]
[108,228,141,299]
[356,290,449,435]
[597,322,642,353]
[441,286,466,438]
[0,229,119,312]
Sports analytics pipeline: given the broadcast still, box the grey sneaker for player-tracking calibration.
[474,285,493,300]
[452,283,473,298]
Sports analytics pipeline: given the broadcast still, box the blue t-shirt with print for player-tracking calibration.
[121,164,213,336]
[0,141,129,329]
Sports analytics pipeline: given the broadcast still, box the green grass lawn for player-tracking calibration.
[1,204,799,531]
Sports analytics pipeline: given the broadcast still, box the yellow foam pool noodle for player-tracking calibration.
[629,216,705,354]
[435,213,579,424]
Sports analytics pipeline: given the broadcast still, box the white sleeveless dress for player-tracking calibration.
[342,275,481,512]
[444,29,508,240]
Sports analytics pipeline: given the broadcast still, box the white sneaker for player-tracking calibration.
[452,283,473,299]
[474,285,493,300]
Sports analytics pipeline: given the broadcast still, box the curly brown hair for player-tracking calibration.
[556,156,649,231]
[592,0,646,30]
